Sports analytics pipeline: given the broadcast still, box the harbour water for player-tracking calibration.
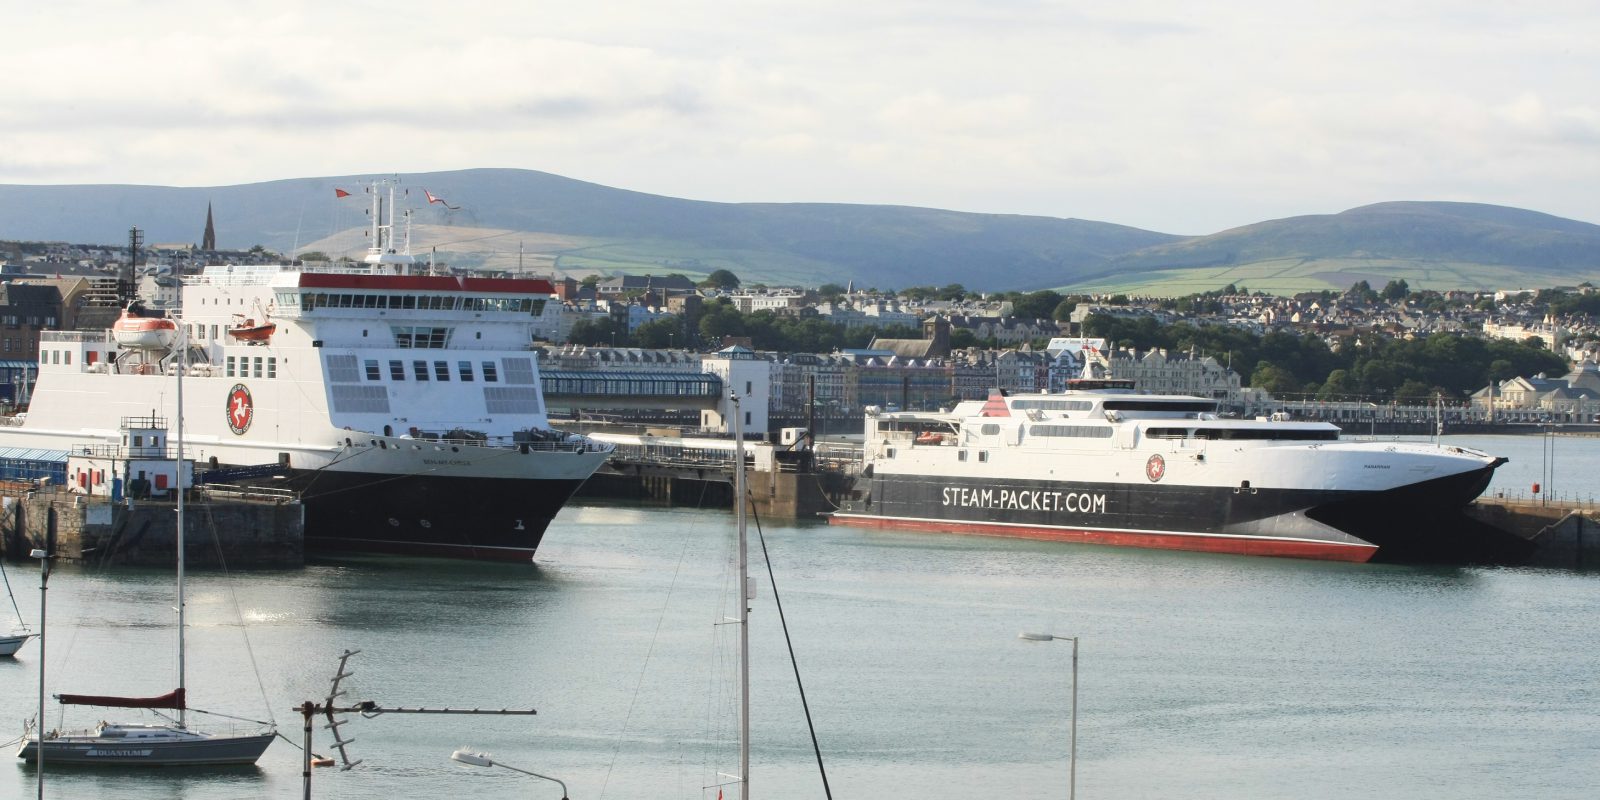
[2,434,1597,799]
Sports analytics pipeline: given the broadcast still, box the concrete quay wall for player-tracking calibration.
[1466,500,1599,569]
[577,469,850,522]
[2,490,303,568]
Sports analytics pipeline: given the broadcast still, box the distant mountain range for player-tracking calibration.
[1,168,1597,294]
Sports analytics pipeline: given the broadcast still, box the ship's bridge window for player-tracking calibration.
[458,361,474,381]
[364,359,381,381]
[389,360,405,380]
[481,361,498,382]
[980,424,1001,436]
[433,361,450,381]
[1030,424,1114,439]
[1193,427,1338,441]
[412,360,429,381]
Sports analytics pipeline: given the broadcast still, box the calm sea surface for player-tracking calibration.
[2,434,1597,799]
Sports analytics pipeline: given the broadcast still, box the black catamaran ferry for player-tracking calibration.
[830,380,1523,563]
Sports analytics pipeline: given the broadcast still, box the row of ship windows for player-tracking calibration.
[278,292,546,314]
[362,359,501,384]
[1146,427,1339,441]
[226,356,278,379]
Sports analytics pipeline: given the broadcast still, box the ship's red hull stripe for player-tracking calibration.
[828,514,1377,563]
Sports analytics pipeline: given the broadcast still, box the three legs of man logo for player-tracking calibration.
[1145,453,1165,482]
[227,383,254,435]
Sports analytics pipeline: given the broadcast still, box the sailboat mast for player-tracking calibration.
[733,394,750,800]
[175,315,187,729]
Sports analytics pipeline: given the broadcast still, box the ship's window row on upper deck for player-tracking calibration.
[1145,427,1339,441]
[225,355,277,379]
[1011,399,1094,411]
[335,356,531,385]
[279,291,545,314]
[1029,424,1114,439]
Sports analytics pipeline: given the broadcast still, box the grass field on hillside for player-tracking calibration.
[1059,257,1600,296]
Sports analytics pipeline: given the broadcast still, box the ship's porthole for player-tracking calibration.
[419,519,432,529]
[451,446,459,453]
[370,439,377,447]
[379,441,387,449]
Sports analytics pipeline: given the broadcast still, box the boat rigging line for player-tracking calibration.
[596,479,714,800]
[746,498,834,799]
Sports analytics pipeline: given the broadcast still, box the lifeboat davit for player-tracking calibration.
[111,306,178,351]
[228,318,276,342]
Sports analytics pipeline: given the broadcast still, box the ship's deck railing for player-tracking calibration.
[368,432,612,454]
[73,444,180,460]
[1479,490,1600,510]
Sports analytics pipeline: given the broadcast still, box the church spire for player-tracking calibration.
[201,202,216,251]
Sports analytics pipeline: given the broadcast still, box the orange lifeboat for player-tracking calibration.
[228,318,277,342]
[915,431,945,445]
[111,305,178,351]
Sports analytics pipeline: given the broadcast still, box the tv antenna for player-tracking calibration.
[294,649,540,800]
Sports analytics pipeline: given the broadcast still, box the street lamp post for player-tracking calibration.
[1019,631,1078,800]
[451,750,570,799]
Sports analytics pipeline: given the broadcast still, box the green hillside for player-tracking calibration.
[3,174,1599,294]
[1068,202,1600,294]
[0,168,1177,292]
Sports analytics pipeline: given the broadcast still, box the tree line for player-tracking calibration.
[1082,314,1567,402]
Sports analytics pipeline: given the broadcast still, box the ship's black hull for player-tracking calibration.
[832,465,1521,563]
[284,469,588,561]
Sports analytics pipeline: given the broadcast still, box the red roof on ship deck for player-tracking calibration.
[297,274,555,294]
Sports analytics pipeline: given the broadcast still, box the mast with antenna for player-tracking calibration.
[733,393,750,800]
[174,300,187,729]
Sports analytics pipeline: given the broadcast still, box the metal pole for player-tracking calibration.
[302,702,314,800]
[1070,636,1078,800]
[732,393,750,800]
[35,548,49,800]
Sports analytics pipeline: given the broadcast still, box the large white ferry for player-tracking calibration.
[6,182,612,561]
[830,380,1524,563]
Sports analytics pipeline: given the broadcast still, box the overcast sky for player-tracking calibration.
[4,1,1597,234]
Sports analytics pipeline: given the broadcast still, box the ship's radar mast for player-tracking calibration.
[362,180,416,275]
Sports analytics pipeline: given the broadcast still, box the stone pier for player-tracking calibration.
[2,488,303,568]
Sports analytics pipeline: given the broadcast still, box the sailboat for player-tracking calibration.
[17,319,275,766]
[0,558,33,657]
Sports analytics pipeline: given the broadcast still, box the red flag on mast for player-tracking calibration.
[424,189,460,210]
[334,188,351,198]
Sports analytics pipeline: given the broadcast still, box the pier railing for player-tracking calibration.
[1479,490,1600,511]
